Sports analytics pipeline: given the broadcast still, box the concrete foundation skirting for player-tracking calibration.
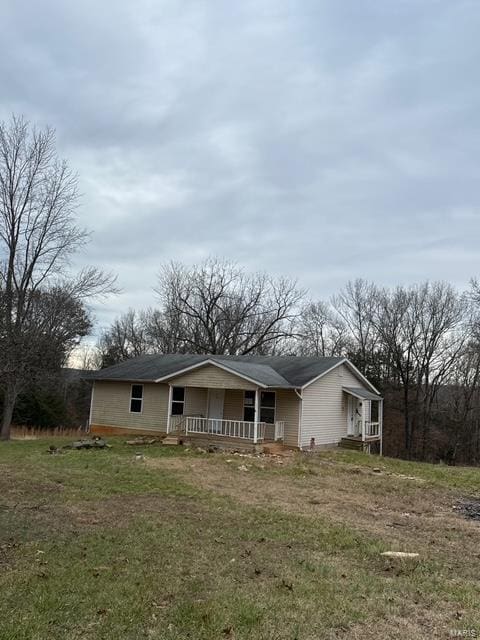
[90,424,296,454]
[90,424,167,437]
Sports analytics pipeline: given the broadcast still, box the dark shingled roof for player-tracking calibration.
[85,354,349,388]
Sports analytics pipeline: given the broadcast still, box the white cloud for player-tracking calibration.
[0,0,479,335]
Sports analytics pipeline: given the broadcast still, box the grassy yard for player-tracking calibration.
[1,440,480,639]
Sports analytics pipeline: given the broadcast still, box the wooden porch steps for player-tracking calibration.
[162,435,184,446]
[339,437,381,453]
[339,437,365,451]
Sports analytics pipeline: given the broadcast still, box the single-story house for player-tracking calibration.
[86,354,383,452]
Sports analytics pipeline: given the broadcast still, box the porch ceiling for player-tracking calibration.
[343,386,382,401]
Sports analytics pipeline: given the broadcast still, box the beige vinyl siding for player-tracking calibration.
[300,364,371,448]
[184,387,208,416]
[223,389,244,420]
[91,381,169,431]
[168,364,257,390]
[276,389,300,447]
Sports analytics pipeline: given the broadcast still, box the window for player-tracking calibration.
[260,391,275,424]
[243,390,255,422]
[130,384,143,413]
[243,390,276,423]
[171,386,185,415]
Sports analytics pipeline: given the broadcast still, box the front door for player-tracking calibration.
[347,396,362,436]
[208,389,225,433]
[347,396,355,435]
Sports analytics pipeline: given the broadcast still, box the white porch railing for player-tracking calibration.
[365,421,380,437]
[184,417,266,443]
[274,421,285,441]
[355,419,380,439]
[168,415,186,433]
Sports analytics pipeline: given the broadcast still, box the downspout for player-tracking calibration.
[379,398,384,456]
[254,387,260,444]
[361,400,367,452]
[166,384,173,433]
[295,388,303,449]
[87,381,95,434]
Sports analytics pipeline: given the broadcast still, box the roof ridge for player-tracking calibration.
[85,352,359,389]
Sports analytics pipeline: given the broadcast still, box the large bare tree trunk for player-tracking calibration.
[403,386,412,454]
[404,410,410,453]
[0,385,16,440]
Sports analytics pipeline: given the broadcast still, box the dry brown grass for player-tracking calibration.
[150,452,480,573]
[10,425,87,439]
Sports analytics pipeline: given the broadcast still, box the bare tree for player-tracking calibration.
[332,279,380,377]
[97,306,188,367]
[437,281,480,462]
[97,309,152,366]
[0,116,116,439]
[437,341,480,464]
[154,258,304,355]
[297,300,348,356]
[372,285,418,451]
[372,282,465,455]
[143,307,187,353]
[73,344,104,371]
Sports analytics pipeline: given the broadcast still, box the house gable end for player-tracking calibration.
[301,358,379,395]
[164,362,260,390]
[300,363,365,448]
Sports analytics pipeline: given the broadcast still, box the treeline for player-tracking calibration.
[2,116,479,461]
[95,259,480,465]
[9,369,91,430]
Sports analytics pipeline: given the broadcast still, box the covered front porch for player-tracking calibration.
[342,386,383,453]
[166,385,285,444]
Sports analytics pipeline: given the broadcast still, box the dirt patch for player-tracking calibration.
[454,499,480,522]
[146,454,480,567]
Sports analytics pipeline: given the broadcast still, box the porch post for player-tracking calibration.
[361,401,366,444]
[166,384,173,433]
[253,387,260,444]
[379,399,384,456]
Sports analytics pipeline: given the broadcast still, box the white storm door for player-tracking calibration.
[347,396,355,435]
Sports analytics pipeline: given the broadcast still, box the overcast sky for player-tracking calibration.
[1,0,479,332]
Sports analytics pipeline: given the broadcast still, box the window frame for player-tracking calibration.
[171,386,185,416]
[260,390,276,424]
[243,390,276,423]
[243,390,255,422]
[129,384,144,414]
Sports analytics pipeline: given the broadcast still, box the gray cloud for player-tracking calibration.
[1,0,479,332]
